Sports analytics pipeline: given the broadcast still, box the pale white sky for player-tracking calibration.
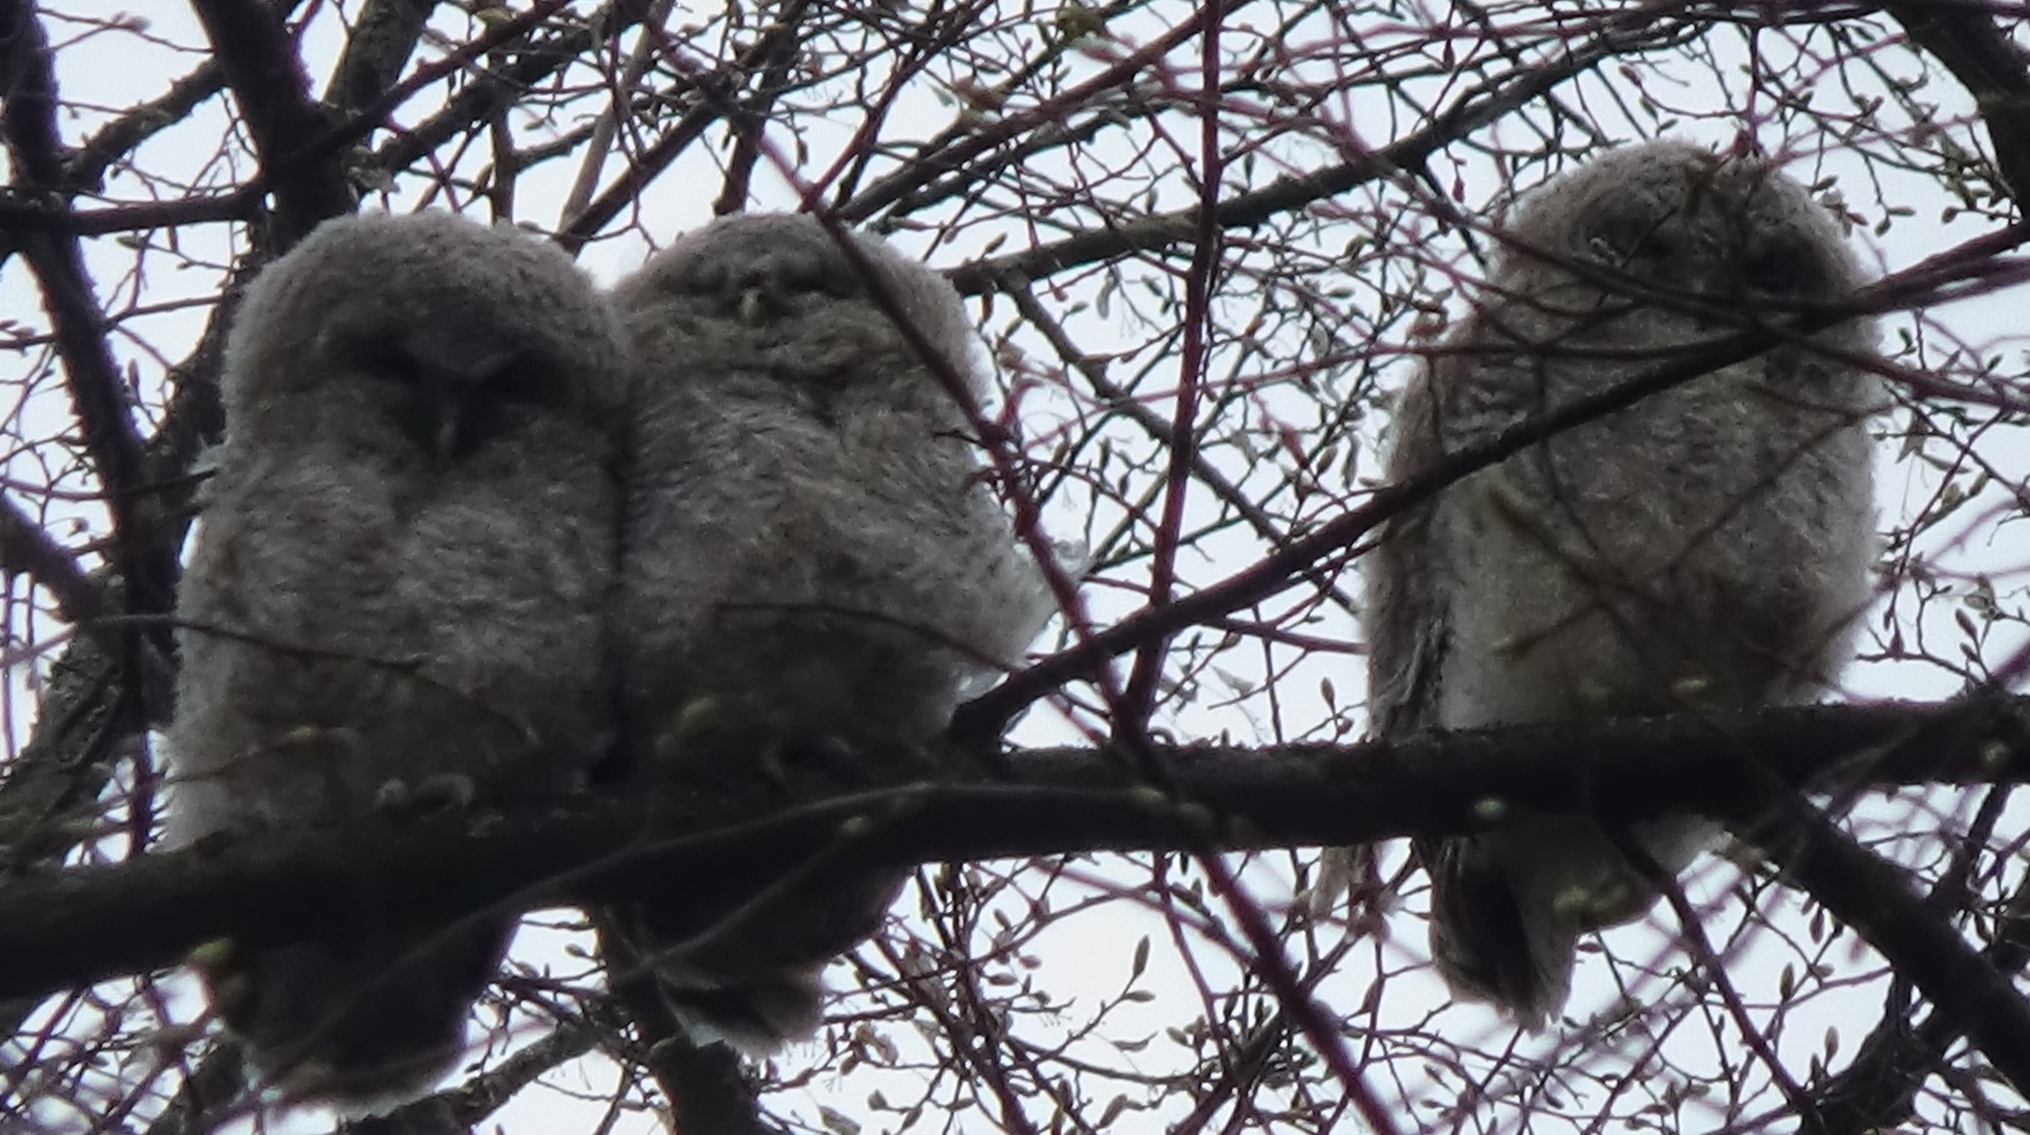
[7,3,2029,1133]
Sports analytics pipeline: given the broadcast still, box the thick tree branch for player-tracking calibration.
[0,495,109,630]
[189,0,358,243]
[324,0,437,117]
[1797,880,2030,1135]
[1887,1,2030,207]
[2,697,2022,1007]
[0,0,178,720]
[1737,788,2030,1114]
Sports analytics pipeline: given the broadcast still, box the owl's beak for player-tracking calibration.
[737,286,775,326]
[430,389,463,466]
[420,346,524,465]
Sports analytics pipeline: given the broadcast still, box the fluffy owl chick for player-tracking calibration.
[167,211,625,1111]
[1366,142,1878,1025]
[612,213,1052,1054]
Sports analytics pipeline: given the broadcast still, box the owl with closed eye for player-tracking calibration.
[1359,141,1879,1025]
[610,212,1053,1055]
[166,210,625,1112]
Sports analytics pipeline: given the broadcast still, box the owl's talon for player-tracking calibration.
[756,738,790,790]
[186,937,237,975]
[278,1058,343,1100]
[657,697,728,760]
[372,778,414,810]
[373,773,477,812]
[208,972,257,1021]
[273,725,358,760]
[413,772,477,810]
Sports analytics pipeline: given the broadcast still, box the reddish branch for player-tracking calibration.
[937,4,1701,296]
[557,0,820,250]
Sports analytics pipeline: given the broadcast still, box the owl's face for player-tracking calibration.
[317,301,580,463]
[654,217,874,327]
[1511,143,1865,312]
[619,213,982,399]
[224,212,622,461]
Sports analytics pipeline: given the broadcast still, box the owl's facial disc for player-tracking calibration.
[682,241,866,326]
[337,326,567,463]
[1584,198,1827,314]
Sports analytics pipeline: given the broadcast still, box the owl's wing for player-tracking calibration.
[1365,348,1466,739]
[1397,314,1675,1026]
[1369,307,1552,734]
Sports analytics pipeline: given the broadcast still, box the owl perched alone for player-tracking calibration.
[166,212,625,1111]
[611,213,1052,1054]
[1365,142,1879,1025]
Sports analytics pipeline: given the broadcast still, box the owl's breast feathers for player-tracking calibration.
[1442,347,1872,714]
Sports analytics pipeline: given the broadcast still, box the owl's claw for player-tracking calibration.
[186,936,237,976]
[372,773,477,812]
[653,696,731,762]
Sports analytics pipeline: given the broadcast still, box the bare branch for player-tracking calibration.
[1887,1,2030,205]
[4,696,2024,1008]
[188,0,358,243]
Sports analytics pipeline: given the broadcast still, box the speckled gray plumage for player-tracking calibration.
[166,211,626,1111]
[611,213,1051,1054]
[1364,142,1879,1026]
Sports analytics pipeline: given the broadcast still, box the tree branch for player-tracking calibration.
[590,913,786,1135]
[936,4,1700,296]
[2,697,2022,1007]
[338,1008,601,1135]
[188,0,357,244]
[1886,0,2030,207]
[0,0,177,685]
[63,60,226,194]
[367,1,640,184]
[1736,787,2030,1115]
[324,0,437,117]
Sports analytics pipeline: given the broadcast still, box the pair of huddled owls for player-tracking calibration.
[165,211,1052,1112]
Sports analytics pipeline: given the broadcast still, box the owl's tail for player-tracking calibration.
[1417,816,1712,1027]
[607,865,908,1056]
[658,966,829,1056]
[197,917,514,1116]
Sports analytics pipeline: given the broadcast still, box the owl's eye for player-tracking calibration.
[1586,214,1672,268]
[1744,246,1818,295]
[676,262,730,298]
[479,352,568,409]
[349,339,427,388]
[777,255,841,297]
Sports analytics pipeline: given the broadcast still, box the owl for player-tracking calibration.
[165,211,626,1111]
[1364,141,1879,1025]
[610,212,1053,1055]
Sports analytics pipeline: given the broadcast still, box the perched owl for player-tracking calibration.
[166,211,625,1111]
[610,212,1052,1055]
[1365,142,1879,1025]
